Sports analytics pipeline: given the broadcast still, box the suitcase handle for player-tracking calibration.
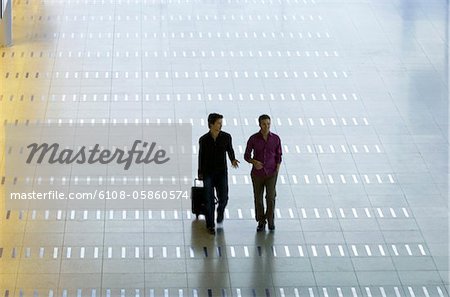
[193,178,203,186]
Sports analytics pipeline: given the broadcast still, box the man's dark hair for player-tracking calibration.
[258,114,271,124]
[208,113,223,128]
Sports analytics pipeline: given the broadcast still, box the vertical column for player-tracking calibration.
[0,0,12,47]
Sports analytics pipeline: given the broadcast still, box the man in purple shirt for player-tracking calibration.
[244,114,282,231]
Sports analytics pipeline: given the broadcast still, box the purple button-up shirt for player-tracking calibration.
[244,131,282,177]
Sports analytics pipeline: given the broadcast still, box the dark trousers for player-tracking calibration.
[251,173,278,226]
[203,171,229,228]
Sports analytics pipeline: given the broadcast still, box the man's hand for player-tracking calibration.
[252,159,264,170]
[198,174,203,180]
[231,159,240,168]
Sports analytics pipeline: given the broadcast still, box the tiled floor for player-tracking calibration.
[0,0,449,296]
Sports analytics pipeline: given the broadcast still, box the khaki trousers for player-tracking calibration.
[251,173,278,226]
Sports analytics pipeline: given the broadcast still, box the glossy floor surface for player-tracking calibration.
[0,0,449,296]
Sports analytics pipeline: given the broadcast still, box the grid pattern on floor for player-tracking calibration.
[0,0,448,295]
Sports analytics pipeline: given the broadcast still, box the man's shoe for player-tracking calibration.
[268,224,275,231]
[216,211,224,223]
[207,227,216,235]
[256,222,266,232]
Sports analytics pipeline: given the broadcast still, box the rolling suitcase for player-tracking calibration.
[191,178,217,219]
[191,178,206,219]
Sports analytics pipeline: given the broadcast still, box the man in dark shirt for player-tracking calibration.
[198,113,240,235]
[244,114,282,231]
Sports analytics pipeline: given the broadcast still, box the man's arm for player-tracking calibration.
[244,136,253,163]
[245,135,264,169]
[227,134,240,168]
[275,136,282,172]
[226,134,236,162]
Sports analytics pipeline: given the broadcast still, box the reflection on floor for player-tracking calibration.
[0,0,448,296]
